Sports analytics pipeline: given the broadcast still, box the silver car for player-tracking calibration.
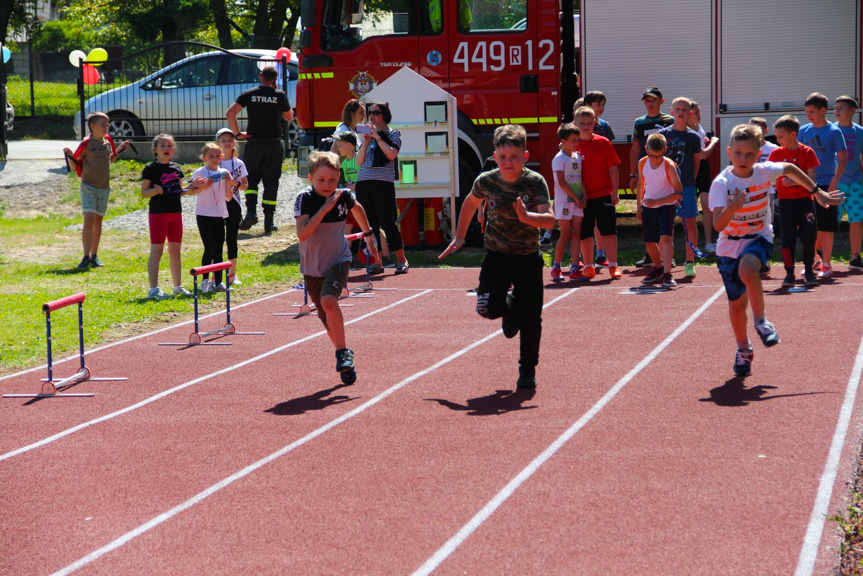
[74,49,298,145]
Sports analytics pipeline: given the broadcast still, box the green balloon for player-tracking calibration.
[87,48,108,64]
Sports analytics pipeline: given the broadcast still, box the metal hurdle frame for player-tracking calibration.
[3,293,127,398]
[159,262,265,346]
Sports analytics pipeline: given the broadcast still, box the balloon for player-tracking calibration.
[82,64,100,85]
[87,47,108,65]
[276,47,291,61]
[1,46,10,64]
[69,49,86,67]
[256,55,271,71]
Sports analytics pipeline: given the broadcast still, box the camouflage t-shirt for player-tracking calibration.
[471,168,550,255]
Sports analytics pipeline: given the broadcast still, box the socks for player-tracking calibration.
[609,262,617,268]
[597,249,606,258]
[737,339,751,350]
[753,314,766,326]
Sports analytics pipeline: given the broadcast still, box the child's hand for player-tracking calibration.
[189,176,210,191]
[815,188,845,208]
[325,189,344,210]
[643,198,655,208]
[118,140,130,153]
[153,185,164,195]
[729,188,746,211]
[364,236,380,263]
[63,147,73,157]
[235,132,250,141]
[611,191,619,206]
[514,196,528,221]
[636,207,643,221]
[439,236,464,259]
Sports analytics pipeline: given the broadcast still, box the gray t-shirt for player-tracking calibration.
[293,186,355,277]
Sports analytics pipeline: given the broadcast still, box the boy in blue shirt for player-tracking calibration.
[833,95,863,269]
[798,92,847,278]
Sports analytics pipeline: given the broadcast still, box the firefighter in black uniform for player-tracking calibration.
[226,66,293,234]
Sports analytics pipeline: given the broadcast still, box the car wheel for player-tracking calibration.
[107,112,143,139]
[285,115,303,156]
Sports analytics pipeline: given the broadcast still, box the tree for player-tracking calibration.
[1,0,39,46]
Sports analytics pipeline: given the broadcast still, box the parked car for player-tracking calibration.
[73,49,299,146]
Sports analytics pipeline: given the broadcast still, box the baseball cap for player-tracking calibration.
[642,87,663,100]
[215,128,235,140]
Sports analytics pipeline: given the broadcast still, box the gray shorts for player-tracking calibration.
[80,183,111,216]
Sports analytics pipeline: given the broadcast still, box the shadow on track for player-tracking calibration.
[425,388,537,416]
[265,383,359,416]
[699,377,826,407]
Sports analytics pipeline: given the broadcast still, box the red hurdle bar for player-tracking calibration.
[159,262,264,346]
[4,292,127,398]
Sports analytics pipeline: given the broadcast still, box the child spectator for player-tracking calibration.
[768,115,820,287]
[215,128,249,287]
[550,123,585,281]
[689,101,719,254]
[583,90,614,266]
[637,133,683,287]
[710,124,843,376]
[659,97,702,277]
[574,106,623,279]
[833,95,863,270]
[140,134,208,300]
[295,151,379,385]
[193,142,239,294]
[630,87,674,267]
[750,118,779,161]
[798,92,847,278]
[63,112,130,270]
[439,124,554,389]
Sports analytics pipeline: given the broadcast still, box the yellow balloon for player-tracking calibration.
[87,48,108,64]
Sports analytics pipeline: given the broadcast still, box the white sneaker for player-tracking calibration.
[228,274,241,286]
[214,282,228,292]
[200,279,213,294]
[147,287,169,300]
[172,286,193,297]
[705,243,717,254]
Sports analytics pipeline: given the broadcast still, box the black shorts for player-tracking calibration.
[580,195,617,239]
[814,203,839,232]
[642,204,675,243]
[304,262,350,327]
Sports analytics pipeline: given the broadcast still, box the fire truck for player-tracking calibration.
[296,0,861,222]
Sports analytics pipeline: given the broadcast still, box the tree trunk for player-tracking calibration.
[252,0,271,48]
[282,7,300,49]
[209,0,234,48]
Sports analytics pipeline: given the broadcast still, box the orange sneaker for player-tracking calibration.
[609,265,622,279]
[581,265,596,279]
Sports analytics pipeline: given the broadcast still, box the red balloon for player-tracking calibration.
[82,64,100,85]
[276,47,291,62]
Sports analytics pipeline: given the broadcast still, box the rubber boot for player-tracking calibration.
[239,193,258,230]
[264,211,278,235]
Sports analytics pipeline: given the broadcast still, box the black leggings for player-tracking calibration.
[476,250,544,370]
[355,179,404,252]
[779,197,817,273]
[196,215,226,283]
[226,198,241,260]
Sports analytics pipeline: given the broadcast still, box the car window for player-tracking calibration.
[161,57,219,89]
[225,57,261,85]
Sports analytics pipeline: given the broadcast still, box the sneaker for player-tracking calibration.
[812,257,823,273]
[228,274,242,287]
[539,235,553,246]
[368,263,384,275]
[705,243,717,255]
[340,368,357,385]
[238,214,258,231]
[147,287,169,300]
[551,266,564,282]
[804,271,819,287]
[214,282,228,292]
[849,255,863,270]
[502,313,520,339]
[89,255,104,267]
[781,273,795,288]
[394,262,409,275]
[818,265,833,280]
[684,261,696,277]
[734,346,754,377]
[200,279,213,294]
[642,268,664,284]
[172,286,193,297]
[635,253,651,267]
[516,366,537,390]
[662,273,677,288]
[755,320,781,347]
[335,347,355,372]
[76,256,90,270]
[759,262,771,274]
[581,265,596,280]
[595,255,609,268]
[568,269,583,281]
[381,256,396,268]
[608,265,622,280]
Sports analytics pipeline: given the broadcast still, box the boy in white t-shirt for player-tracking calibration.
[550,123,586,281]
[637,133,683,287]
[710,124,843,377]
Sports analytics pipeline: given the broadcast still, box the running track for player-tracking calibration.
[1,266,862,575]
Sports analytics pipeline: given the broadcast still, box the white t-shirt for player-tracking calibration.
[220,158,248,205]
[193,166,231,218]
[551,150,583,202]
[709,162,784,258]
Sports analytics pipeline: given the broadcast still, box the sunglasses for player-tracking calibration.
[368,110,383,116]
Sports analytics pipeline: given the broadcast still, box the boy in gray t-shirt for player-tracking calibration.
[294,151,378,385]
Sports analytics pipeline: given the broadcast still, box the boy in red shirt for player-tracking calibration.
[768,115,821,288]
[573,106,622,279]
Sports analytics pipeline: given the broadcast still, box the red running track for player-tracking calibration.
[0,266,862,575]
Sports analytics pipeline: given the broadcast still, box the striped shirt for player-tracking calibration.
[356,128,402,183]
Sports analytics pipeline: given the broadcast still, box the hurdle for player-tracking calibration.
[159,262,265,346]
[3,293,127,398]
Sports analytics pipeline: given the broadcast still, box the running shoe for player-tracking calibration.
[516,366,537,390]
[502,313,520,339]
[147,287,169,300]
[76,256,90,270]
[228,274,242,286]
[580,265,596,280]
[340,368,357,385]
[804,271,819,287]
[642,268,664,284]
[200,279,213,294]
[849,255,863,270]
[608,265,622,280]
[781,272,795,288]
[817,265,833,280]
[662,273,677,288]
[368,263,384,275]
[381,256,396,269]
[812,257,823,273]
[684,261,696,277]
[395,262,409,275]
[635,253,651,267]
[214,282,228,292]
[335,347,355,372]
[89,255,104,267]
[755,320,781,347]
[705,243,717,255]
[569,268,583,281]
[539,234,553,246]
[551,265,564,282]
[595,255,609,268]
[759,261,771,274]
[734,346,754,377]
[172,286,193,297]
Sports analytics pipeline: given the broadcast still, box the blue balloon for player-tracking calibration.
[1,46,10,64]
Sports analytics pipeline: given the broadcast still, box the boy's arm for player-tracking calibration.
[109,140,130,162]
[440,193,483,258]
[782,163,845,207]
[635,174,645,217]
[629,140,640,190]
[609,165,620,206]
[700,136,719,159]
[830,150,847,191]
[349,203,381,263]
[712,189,747,231]
[297,189,347,242]
[514,197,555,228]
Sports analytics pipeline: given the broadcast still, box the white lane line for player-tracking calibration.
[795,336,863,576]
[49,288,579,576]
[0,291,431,464]
[412,286,725,576]
[0,288,298,383]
